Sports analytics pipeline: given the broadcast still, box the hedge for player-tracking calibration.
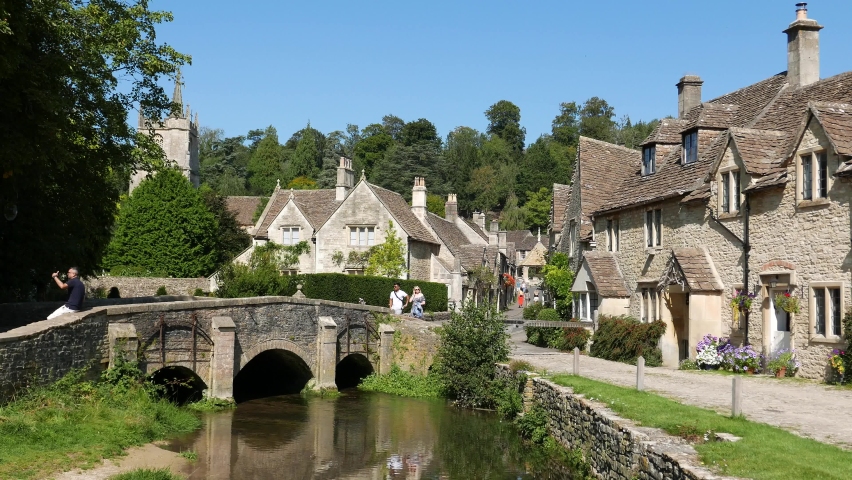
[590,315,666,366]
[219,271,448,312]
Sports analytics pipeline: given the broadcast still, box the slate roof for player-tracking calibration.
[728,128,789,176]
[583,252,630,297]
[640,118,689,146]
[426,213,473,255]
[808,102,852,156]
[683,103,739,130]
[464,220,489,241]
[255,189,341,238]
[457,245,501,272]
[224,196,262,227]
[367,183,439,244]
[576,137,642,238]
[519,243,548,267]
[551,183,572,232]
[670,248,723,292]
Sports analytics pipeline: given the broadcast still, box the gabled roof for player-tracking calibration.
[551,183,572,231]
[224,196,263,227]
[661,248,723,292]
[255,188,340,238]
[800,102,852,157]
[640,118,688,146]
[457,245,501,272]
[683,103,739,131]
[366,183,439,244]
[464,220,489,241]
[518,243,548,267]
[582,252,629,297]
[728,128,789,176]
[426,213,472,255]
[576,137,642,238]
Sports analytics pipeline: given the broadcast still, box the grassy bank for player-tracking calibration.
[550,374,852,480]
[358,365,442,398]
[0,367,201,479]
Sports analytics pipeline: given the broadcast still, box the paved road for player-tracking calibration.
[503,314,852,449]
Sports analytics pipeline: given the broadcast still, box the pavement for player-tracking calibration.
[503,309,852,449]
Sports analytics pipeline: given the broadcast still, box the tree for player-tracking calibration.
[288,123,320,180]
[580,97,616,142]
[371,143,444,201]
[522,187,552,233]
[426,193,445,218]
[400,118,440,150]
[0,1,189,299]
[541,252,574,319]
[365,221,407,278]
[552,102,580,146]
[104,169,219,278]
[614,116,659,150]
[287,176,318,190]
[247,126,284,195]
[381,115,405,142]
[199,185,251,269]
[444,127,484,216]
[500,194,526,231]
[485,100,526,155]
[354,124,393,179]
[516,136,559,203]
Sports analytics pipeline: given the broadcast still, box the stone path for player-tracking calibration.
[504,321,852,449]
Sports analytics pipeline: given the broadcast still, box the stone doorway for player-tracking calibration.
[768,288,792,355]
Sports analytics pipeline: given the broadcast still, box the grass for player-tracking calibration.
[549,374,852,480]
[108,468,183,480]
[358,365,442,398]
[178,450,197,461]
[0,367,200,479]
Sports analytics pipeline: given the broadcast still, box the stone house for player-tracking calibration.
[243,158,517,309]
[224,196,263,232]
[556,5,852,379]
[507,229,549,281]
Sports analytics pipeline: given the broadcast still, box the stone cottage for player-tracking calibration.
[556,4,852,379]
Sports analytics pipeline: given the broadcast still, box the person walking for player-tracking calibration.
[47,267,85,319]
[388,282,408,315]
[407,286,426,319]
[518,289,524,308]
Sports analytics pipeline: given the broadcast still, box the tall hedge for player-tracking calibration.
[590,315,666,366]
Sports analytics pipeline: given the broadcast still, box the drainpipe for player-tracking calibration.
[742,193,751,346]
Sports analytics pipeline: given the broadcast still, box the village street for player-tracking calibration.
[502,308,852,450]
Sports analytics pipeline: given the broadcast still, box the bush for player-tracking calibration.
[515,403,550,445]
[590,315,666,366]
[433,301,509,408]
[155,286,167,296]
[193,288,205,297]
[537,308,560,321]
[523,302,543,320]
[553,327,592,351]
[358,365,442,398]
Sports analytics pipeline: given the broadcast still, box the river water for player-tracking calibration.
[165,390,576,479]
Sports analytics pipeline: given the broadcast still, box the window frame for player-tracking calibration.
[718,167,741,215]
[645,208,662,248]
[640,286,660,323]
[280,226,301,246]
[606,217,619,252]
[809,282,845,342]
[642,145,656,175]
[797,149,831,203]
[683,130,698,164]
[349,226,376,247]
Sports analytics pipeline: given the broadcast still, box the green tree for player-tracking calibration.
[500,194,526,230]
[354,124,393,179]
[287,176,318,190]
[444,127,484,216]
[0,0,189,299]
[381,115,405,142]
[287,123,320,180]
[400,118,440,149]
[371,143,445,200]
[522,187,552,233]
[485,100,526,155]
[580,96,616,142]
[199,185,251,269]
[247,126,284,195]
[434,301,509,408]
[516,136,559,203]
[365,221,407,278]
[426,193,445,218]
[104,169,219,277]
[552,101,581,146]
[541,252,575,319]
[614,116,659,149]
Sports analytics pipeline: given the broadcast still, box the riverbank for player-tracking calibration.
[52,443,191,480]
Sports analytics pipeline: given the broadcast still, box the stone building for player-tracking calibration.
[555,4,852,378]
[224,196,263,232]
[243,158,517,309]
[131,71,200,192]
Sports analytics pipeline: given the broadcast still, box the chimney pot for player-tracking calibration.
[796,2,808,20]
[411,176,427,220]
[445,194,458,222]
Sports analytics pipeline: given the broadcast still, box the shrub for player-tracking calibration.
[193,288,205,297]
[525,307,561,347]
[537,308,560,321]
[358,365,442,398]
[155,286,167,296]
[679,359,699,370]
[433,301,509,408]
[523,302,543,320]
[590,315,666,366]
[515,403,550,445]
[553,327,591,352]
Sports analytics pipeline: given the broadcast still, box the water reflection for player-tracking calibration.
[168,391,573,479]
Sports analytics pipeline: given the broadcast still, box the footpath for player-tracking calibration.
[502,307,852,449]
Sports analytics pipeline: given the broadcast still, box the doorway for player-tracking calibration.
[769,289,791,355]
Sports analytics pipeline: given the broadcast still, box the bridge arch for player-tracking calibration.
[335,353,374,390]
[234,339,315,403]
[149,365,207,405]
[240,339,314,372]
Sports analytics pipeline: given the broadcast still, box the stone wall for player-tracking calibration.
[384,316,440,375]
[495,365,739,480]
[87,276,209,298]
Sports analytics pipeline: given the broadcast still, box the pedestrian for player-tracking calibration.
[520,280,527,294]
[533,290,540,304]
[47,267,85,319]
[407,286,426,319]
[388,282,408,315]
[518,289,524,308]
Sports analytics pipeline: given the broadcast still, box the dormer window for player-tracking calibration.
[683,130,698,164]
[642,145,656,175]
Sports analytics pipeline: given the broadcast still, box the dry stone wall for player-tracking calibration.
[86,276,209,298]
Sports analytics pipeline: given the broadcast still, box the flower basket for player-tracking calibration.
[502,273,515,288]
[767,349,798,378]
[730,290,756,325]
[774,292,800,314]
[775,367,787,378]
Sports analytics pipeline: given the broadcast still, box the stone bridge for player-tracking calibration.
[0,297,421,403]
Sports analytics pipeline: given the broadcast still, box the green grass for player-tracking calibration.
[358,365,442,398]
[108,468,183,480]
[0,368,200,479]
[178,450,197,461]
[549,374,852,480]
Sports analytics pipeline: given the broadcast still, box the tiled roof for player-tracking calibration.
[809,102,852,156]
[577,137,642,238]
[464,220,489,240]
[743,171,788,192]
[457,245,501,272]
[670,248,722,292]
[681,183,711,204]
[583,252,629,297]
[683,103,739,131]
[224,196,262,227]
[728,128,789,176]
[426,213,471,255]
[551,183,572,231]
[367,183,439,244]
[519,243,548,267]
[255,189,341,238]
[640,118,688,146]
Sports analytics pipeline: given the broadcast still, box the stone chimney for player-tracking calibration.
[497,229,507,255]
[677,75,703,118]
[336,157,355,201]
[445,194,458,222]
[488,220,498,245]
[411,176,427,220]
[474,212,486,231]
[785,3,822,88]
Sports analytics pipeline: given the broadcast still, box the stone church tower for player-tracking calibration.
[130,72,200,192]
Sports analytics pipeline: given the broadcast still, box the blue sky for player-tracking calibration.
[151,0,852,144]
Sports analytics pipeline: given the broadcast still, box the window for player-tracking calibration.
[640,287,659,322]
[520,251,527,260]
[683,131,698,164]
[642,145,656,175]
[567,221,576,257]
[645,209,661,247]
[800,152,829,201]
[720,170,740,214]
[345,268,365,275]
[606,218,619,252]
[349,226,375,246]
[812,284,843,339]
[573,291,598,320]
[281,227,300,245]
[280,269,299,275]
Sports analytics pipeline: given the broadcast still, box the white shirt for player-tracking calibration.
[390,289,408,310]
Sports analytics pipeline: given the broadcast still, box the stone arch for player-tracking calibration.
[149,365,207,404]
[240,338,315,373]
[335,353,374,390]
[760,260,796,272]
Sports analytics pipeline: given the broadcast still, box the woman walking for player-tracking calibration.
[408,286,426,319]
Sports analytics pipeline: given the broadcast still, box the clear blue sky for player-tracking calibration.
[151,0,852,144]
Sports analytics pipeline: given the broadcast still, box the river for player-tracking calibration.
[163,390,577,479]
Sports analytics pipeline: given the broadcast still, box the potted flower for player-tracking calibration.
[767,349,798,378]
[725,345,761,374]
[696,334,726,369]
[774,291,800,314]
[730,290,756,325]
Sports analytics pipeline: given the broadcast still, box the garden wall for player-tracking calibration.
[86,276,208,298]
[496,365,740,480]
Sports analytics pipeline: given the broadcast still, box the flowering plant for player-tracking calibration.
[829,349,846,381]
[767,349,799,376]
[696,334,728,368]
[502,273,515,288]
[721,345,762,373]
[730,290,756,325]
[774,292,800,314]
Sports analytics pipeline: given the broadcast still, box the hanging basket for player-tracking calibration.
[774,292,800,314]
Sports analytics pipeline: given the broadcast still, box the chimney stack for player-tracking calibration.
[488,219,498,245]
[445,194,458,222]
[336,157,354,201]
[677,75,703,118]
[411,176,427,220]
[474,212,486,231]
[497,229,507,255]
[785,3,822,88]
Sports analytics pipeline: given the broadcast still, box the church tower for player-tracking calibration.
[130,71,200,192]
